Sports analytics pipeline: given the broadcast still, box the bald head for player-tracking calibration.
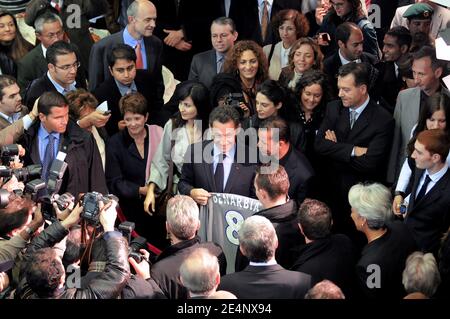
[127,0,157,38]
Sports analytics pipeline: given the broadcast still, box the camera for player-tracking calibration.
[81,192,118,226]
[118,221,148,263]
[0,164,42,183]
[39,192,76,222]
[223,93,245,118]
[0,178,46,209]
[0,144,19,165]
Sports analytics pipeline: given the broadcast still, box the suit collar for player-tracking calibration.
[156,236,200,262]
[409,169,450,212]
[256,200,297,222]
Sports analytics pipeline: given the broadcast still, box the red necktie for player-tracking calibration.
[52,0,61,12]
[135,42,143,69]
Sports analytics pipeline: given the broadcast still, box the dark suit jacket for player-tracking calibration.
[93,70,164,135]
[356,221,416,299]
[17,44,88,97]
[88,29,164,97]
[323,53,378,96]
[314,99,394,192]
[151,236,226,299]
[0,52,16,77]
[235,200,305,272]
[188,49,218,88]
[279,146,314,204]
[219,264,311,299]
[178,140,257,198]
[23,74,85,109]
[406,169,450,255]
[374,61,404,113]
[291,234,357,298]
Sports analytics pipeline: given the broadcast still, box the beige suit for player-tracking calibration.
[263,41,285,81]
[0,107,28,146]
[391,4,450,39]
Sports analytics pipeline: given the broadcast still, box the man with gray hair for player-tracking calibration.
[88,0,164,101]
[188,17,238,88]
[180,247,236,299]
[403,251,441,299]
[150,195,226,299]
[219,215,311,299]
[305,279,346,299]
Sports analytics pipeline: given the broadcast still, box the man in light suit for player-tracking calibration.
[390,0,450,39]
[188,17,238,89]
[88,0,164,103]
[218,215,311,299]
[387,46,445,184]
[314,62,394,238]
[402,129,450,256]
[178,106,257,204]
[0,75,37,145]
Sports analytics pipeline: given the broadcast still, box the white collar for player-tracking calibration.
[338,49,361,65]
[249,258,277,266]
[351,96,370,114]
[426,164,448,184]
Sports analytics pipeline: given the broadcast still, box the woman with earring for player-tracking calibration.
[222,40,269,118]
[349,183,416,299]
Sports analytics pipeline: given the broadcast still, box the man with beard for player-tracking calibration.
[403,2,435,51]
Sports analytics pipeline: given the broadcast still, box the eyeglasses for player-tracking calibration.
[54,61,80,71]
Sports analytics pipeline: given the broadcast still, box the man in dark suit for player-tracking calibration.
[25,0,109,71]
[23,41,85,109]
[19,91,107,199]
[374,26,412,113]
[93,44,163,136]
[402,129,450,256]
[323,22,378,96]
[188,17,238,88]
[258,116,314,204]
[314,62,394,238]
[219,215,311,299]
[235,165,305,272]
[17,13,87,98]
[178,106,257,204]
[293,199,356,298]
[88,0,164,103]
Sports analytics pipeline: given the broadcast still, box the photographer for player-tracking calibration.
[16,200,130,299]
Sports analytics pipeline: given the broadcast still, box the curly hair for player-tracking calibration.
[65,88,99,120]
[223,40,269,84]
[271,9,310,39]
[0,10,33,61]
[288,38,324,72]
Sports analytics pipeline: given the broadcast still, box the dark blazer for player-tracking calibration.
[323,53,378,95]
[17,44,88,97]
[88,30,164,97]
[19,119,108,199]
[235,200,305,272]
[23,74,86,109]
[178,140,257,198]
[356,221,416,299]
[374,61,404,113]
[219,264,311,299]
[151,236,226,299]
[405,169,450,255]
[279,146,314,204]
[291,234,357,298]
[93,70,164,135]
[188,49,218,88]
[0,52,16,77]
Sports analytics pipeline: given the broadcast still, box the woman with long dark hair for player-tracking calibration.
[0,10,33,62]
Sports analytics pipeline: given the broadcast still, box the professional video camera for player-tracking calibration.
[118,221,148,263]
[0,144,20,165]
[81,192,118,226]
[223,92,245,118]
[0,164,42,183]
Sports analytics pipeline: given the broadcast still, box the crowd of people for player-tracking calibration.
[1,0,450,300]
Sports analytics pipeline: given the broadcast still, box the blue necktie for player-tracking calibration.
[42,134,55,181]
[416,175,431,203]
